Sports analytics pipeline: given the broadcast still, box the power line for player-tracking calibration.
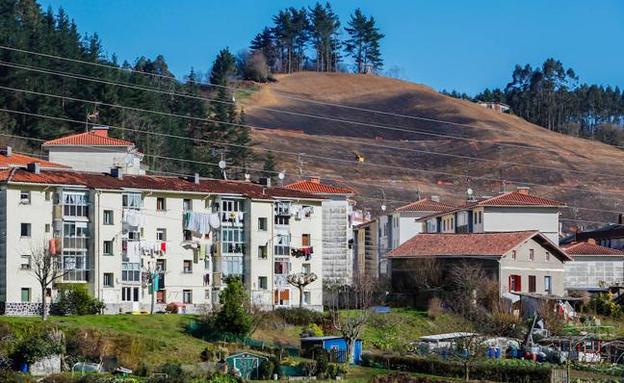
[2,84,623,182]
[0,44,577,142]
[0,59,596,155]
[2,107,624,202]
[3,132,623,218]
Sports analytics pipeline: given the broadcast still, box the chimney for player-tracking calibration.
[430,195,440,203]
[517,186,530,195]
[92,125,109,137]
[258,177,271,188]
[587,238,596,245]
[27,162,40,174]
[0,146,12,157]
[309,177,321,184]
[111,167,123,180]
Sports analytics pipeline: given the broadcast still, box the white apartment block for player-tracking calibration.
[0,166,324,315]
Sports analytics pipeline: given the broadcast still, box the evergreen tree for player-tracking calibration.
[262,151,277,182]
[250,27,276,71]
[309,2,341,72]
[215,277,253,336]
[344,9,384,73]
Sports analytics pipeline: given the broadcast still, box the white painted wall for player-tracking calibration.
[565,256,624,290]
[483,207,560,243]
[47,146,144,175]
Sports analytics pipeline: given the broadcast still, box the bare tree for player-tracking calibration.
[287,272,318,308]
[451,334,486,381]
[30,241,67,320]
[328,274,378,363]
[402,257,443,291]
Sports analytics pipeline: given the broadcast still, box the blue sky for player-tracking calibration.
[37,0,624,94]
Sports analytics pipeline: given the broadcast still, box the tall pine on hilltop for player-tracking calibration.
[309,2,341,72]
[344,8,384,74]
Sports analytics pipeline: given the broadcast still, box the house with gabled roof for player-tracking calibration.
[0,146,68,170]
[418,187,565,244]
[562,239,624,291]
[388,231,571,297]
[42,126,145,175]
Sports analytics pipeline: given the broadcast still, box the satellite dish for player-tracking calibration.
[466,188,474,196]
[278,172,285,180]
[218,160,226,170]
[232,96,236,102]
[381,204,387,212]
[244,173,251,181]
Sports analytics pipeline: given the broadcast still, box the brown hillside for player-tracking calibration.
[241,72,624,228]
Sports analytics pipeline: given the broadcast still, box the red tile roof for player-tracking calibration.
[285,179,354,195]
[0,153,69,169]
[1,169,322,200]
[417,191,565,221]
[388,231,571,261]
[42,132,133,147]
[562,242,624,256]
[395,198,455,213]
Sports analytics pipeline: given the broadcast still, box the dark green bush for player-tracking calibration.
[258,359,274,380]
[274,308,324,326]
[361,352,552,383]
[54,285,105,315]
[12,331,64,365]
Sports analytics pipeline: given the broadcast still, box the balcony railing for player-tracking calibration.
[63,269,90,282]
[63,236,89,250]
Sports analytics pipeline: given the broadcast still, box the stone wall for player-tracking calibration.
[1,302,50,316]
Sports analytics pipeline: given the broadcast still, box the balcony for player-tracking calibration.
[63,269,90,282]
[63,236,89,250]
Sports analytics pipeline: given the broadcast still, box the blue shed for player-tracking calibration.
[300,336,363,364]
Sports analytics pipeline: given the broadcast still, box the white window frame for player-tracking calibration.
[103,210,114,225]
[183,289,193,304]
[122,193,143,209]
[156,228,167,241]
[20,255,31,270]
[62,191,89,218]
[103,240,114,255]
[122,262,141,283]
[103,273,114,288]
[19,190,31,204]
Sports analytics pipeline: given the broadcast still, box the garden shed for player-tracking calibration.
[300,336,363,364]
[225,352,269,380]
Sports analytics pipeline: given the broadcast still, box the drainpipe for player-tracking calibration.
[96,190,101,301]
[270,202,275,310]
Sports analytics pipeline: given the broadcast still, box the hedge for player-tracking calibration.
[361,351,553,383]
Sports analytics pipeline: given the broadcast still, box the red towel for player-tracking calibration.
[161,241,167,253]
[49,238,56,255]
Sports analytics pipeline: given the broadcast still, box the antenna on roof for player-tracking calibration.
[380,188,387,212]
[297,153,305,179]
[278,171,285,186]
[218,150,227,180]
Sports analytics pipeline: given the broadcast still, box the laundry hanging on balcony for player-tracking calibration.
[291,246,313,260]
[48,238,57,255]
[184,211,221,235]
[123,209,145,228]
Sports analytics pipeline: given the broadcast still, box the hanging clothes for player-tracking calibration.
[49,238,56,255]
[160,241,167,254]
[209,213,221,229]
[199,242,206,260]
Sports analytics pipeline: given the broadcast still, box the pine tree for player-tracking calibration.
[344,9,384,73]
[250,27,276,71]
[309,2,341,72]
[262,151,277,182]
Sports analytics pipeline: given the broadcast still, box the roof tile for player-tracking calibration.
[43,132,133,147]
[395,199,455,213]
[285,180,354,195]
[0,153,69,169]
[562,241,624,256]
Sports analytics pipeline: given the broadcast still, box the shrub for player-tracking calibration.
[54,284,105,315]
[258,359,274,380]
[12,331,64,365]
[274,307,324,326]
[165,303,179,314]
[300,323,324,338]
[361,352,552,383]
[214,277,253,337]
[426,297,443,319]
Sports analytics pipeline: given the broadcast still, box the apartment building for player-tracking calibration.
[0,167,324,315]
[563,240,624,291]
[420,188,564,244]
[285,178,355,285]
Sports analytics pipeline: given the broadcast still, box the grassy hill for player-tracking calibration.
[241,72,624,226]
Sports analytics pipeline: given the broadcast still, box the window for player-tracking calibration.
[275,201,291,216]
[274,215,290,226]
[223,256,243,276]
[156,197,166,211]
[274,259,290,275]
[103,273,114,287]
[302,234,311,247]
[303,291,311,305]
[122,193,142,209]
[156,228,167,241]
[156,259,166,272]
[103,210,114,225]
[122,287,140,302]
[205,290,211,300]
[62,250,89,281]
[20,255,31,270]
[511,250,517,260]
[45,224,50,233]
[63,221,89,249]
[258,276,268,290]
[221,199,244,223]
[103,240,114,256]
[529,249,535,261]
[45,191,51,201]
[183,260,193,273]
[274,234,290,256]
[544,276,552,294]
[528,275,536,293]
[122,262,141,282]
[258,217,267,231]
[183,199,192,211]
[19,190,31,204]
[21,288,31,302]
[63,191,89,217]
[183,289,193,304]
[545,251,550,262]
[222,227,245,254]
[509,275,521,292]
[258,245,267,259]
[20,223,31,237]
[156,290,166,304]
[302,263,311,274]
